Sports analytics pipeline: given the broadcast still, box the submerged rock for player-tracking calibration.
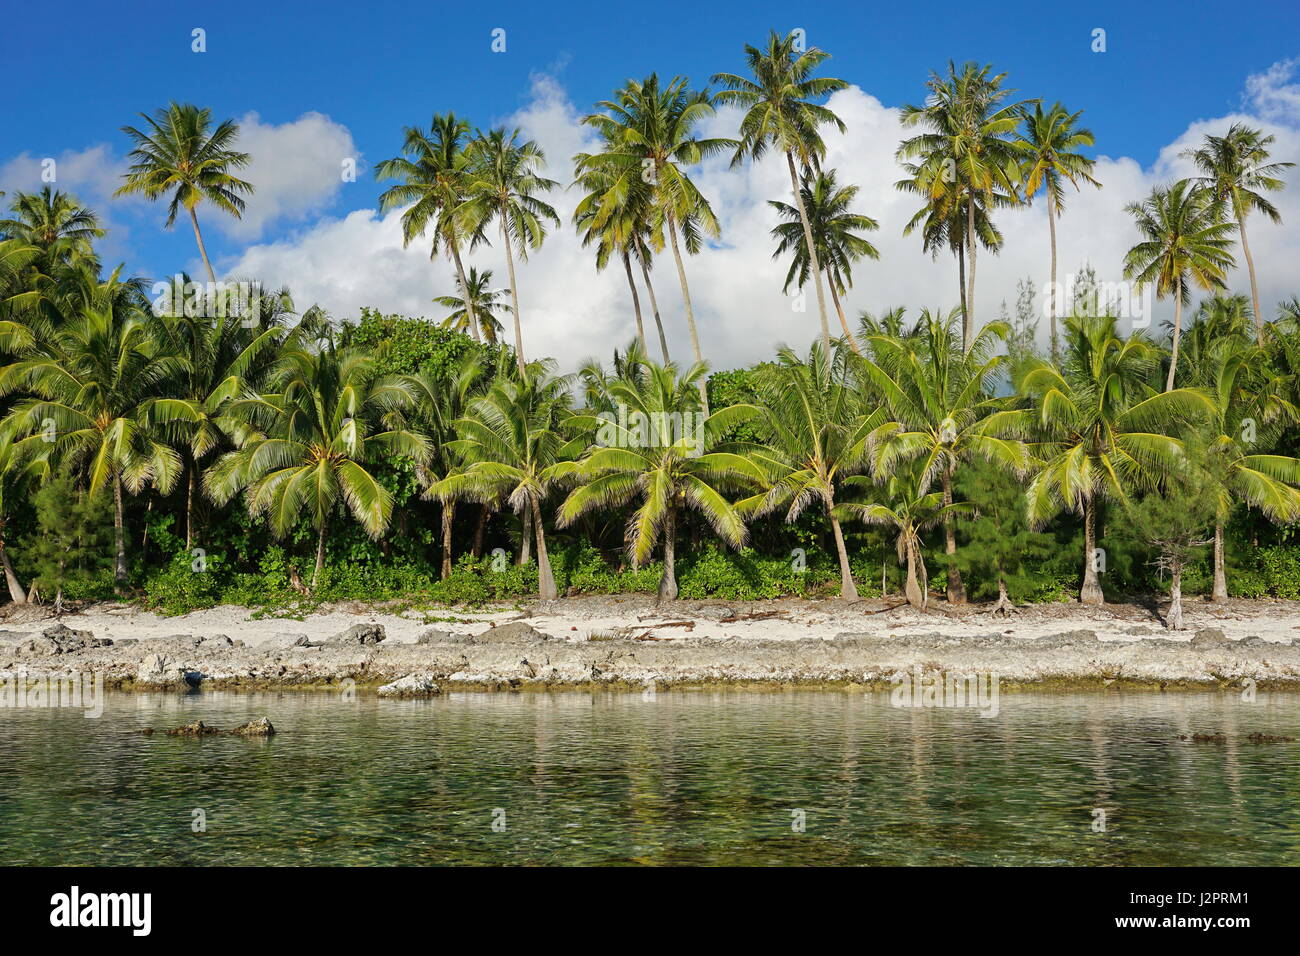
[378,673,441,698]
[231,717,276,737]
[167,720,218,737]
[159,717,275,737]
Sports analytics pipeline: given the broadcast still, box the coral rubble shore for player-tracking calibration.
[3,596,1300,691]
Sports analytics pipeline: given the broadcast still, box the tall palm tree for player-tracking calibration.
[740,342,878,599]
[115,102,253,283]
[1124,180,1236,390]
[1184,123,1294,344]
[558,357,760,601]
[860,308,1026,603]
[436,365,577,600]
[714,31,848,354]
[986,314,1213,605]
[0,269,183,590]
[0,434,48,602]
[0,186,104,272]
[769,168,879,354]
[576,75,732,380]
[433,266,507,344]
[1017,103,1101,361]
[896,62,1023,349]
[205,346,430,586]
[376,113,489,342]
[462,129,559,376]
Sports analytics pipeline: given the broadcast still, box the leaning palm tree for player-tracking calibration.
[0,269,183,590]
[461,129,559,375]
[714,31,848,354]
[769,168,879,354]
[896,62,1023,348]
[435,364,577,600]
[985,313,1213,605]
[576,75,733,378]
[1184,123,1294,344]
[376,113,489,342]
[1124,180,1236,390]
[558,357,761,602]
[0,186,104,272]
[0,433,49,602]
[1017,102,1101,360]
[740,342,879,599]
[433,266,507,344]
[205,346,430,587]
[115,102,253,283]
[860,308,1027,603]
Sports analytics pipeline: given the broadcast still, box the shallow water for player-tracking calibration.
[1,689,1298,865]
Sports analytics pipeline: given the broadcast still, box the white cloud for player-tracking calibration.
[225,67,1300,373]
[221,111,359,240]
[1244,58,1300,126]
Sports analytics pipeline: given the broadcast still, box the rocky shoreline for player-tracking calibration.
[4,612,1300,694]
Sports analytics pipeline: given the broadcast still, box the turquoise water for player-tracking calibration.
[1,689,1298,865]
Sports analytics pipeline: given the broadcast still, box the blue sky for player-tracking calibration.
[4,0,1299,369]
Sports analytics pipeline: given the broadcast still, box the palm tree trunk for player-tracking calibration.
[450,242,481,343]
[827,506,857,600]
[113,474,128,591]
[0,521,26,603]
[185,465,195,551]
[471,503,489,560]
[500,209,527,377]
[1080,496,1104,605]
[828,280,862,355]
[1234,195,1264,345]
[657,503,679,602]
[957,242,967,323]
[638,254,671,363]
[519,505,532,565]
[440,500,456,580]
[1212,519,1228,602]
[941,467,965,603]
[313,520,327,588]
[1165,276,1183,392]
[964,194,977,351]
[786,152,832,355]
[904,538,924,608]
[189,207,217,284]
[665,214,707,412]
[1167,561,1185,630]
[531,497,557,600]
[621,249,648,355]
[1048,195,1059,362]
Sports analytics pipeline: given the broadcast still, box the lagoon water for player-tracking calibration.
[1,689,1298,865]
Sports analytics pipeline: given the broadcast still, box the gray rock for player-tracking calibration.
[416,628,473,645]
[230,717,276,737]
[17,622,112,655]
[327,623,386,646]
[268,632,313,649]
[478,621,550,645]
[377,673,441,697]
[198,634,234,648]
[1191,627,1229,647]
[0,630,33,644]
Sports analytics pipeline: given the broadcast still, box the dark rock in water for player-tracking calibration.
[231,717,276,737]
[1245,732,1295,743]
[480,621,549,645]
[328,623,386,646]
[1191,628,1229,647]
[167,720,218,737]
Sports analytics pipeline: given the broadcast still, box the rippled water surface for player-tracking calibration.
[1,689,1299,865]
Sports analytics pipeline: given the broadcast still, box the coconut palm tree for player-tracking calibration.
[859,308,1027,603]
[1124,180,1237,390]
[435,364,577,600]
[0,269,183,590]
[739,342,879,599]
[0,186,104,272]
[839,471,971,608]
[714,31,848,354]
[576,75,733,378]
[376,113,490,342]
[558,357,761,602]
[1184,123,1294,344]
[0,433,49,602]
[769,168,879,354]
[985,313,1214,605]
[461,128,559,375]
[205,345,430,587]
[115,102,253,283]
[1017,103,1101,361]
[896,62,1023,348]
[433,267,507,344]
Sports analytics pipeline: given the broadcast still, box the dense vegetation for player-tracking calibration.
[1,33,1298,626]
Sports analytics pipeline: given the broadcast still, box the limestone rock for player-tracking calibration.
[328,623,386,646]
[377,673,441,697]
